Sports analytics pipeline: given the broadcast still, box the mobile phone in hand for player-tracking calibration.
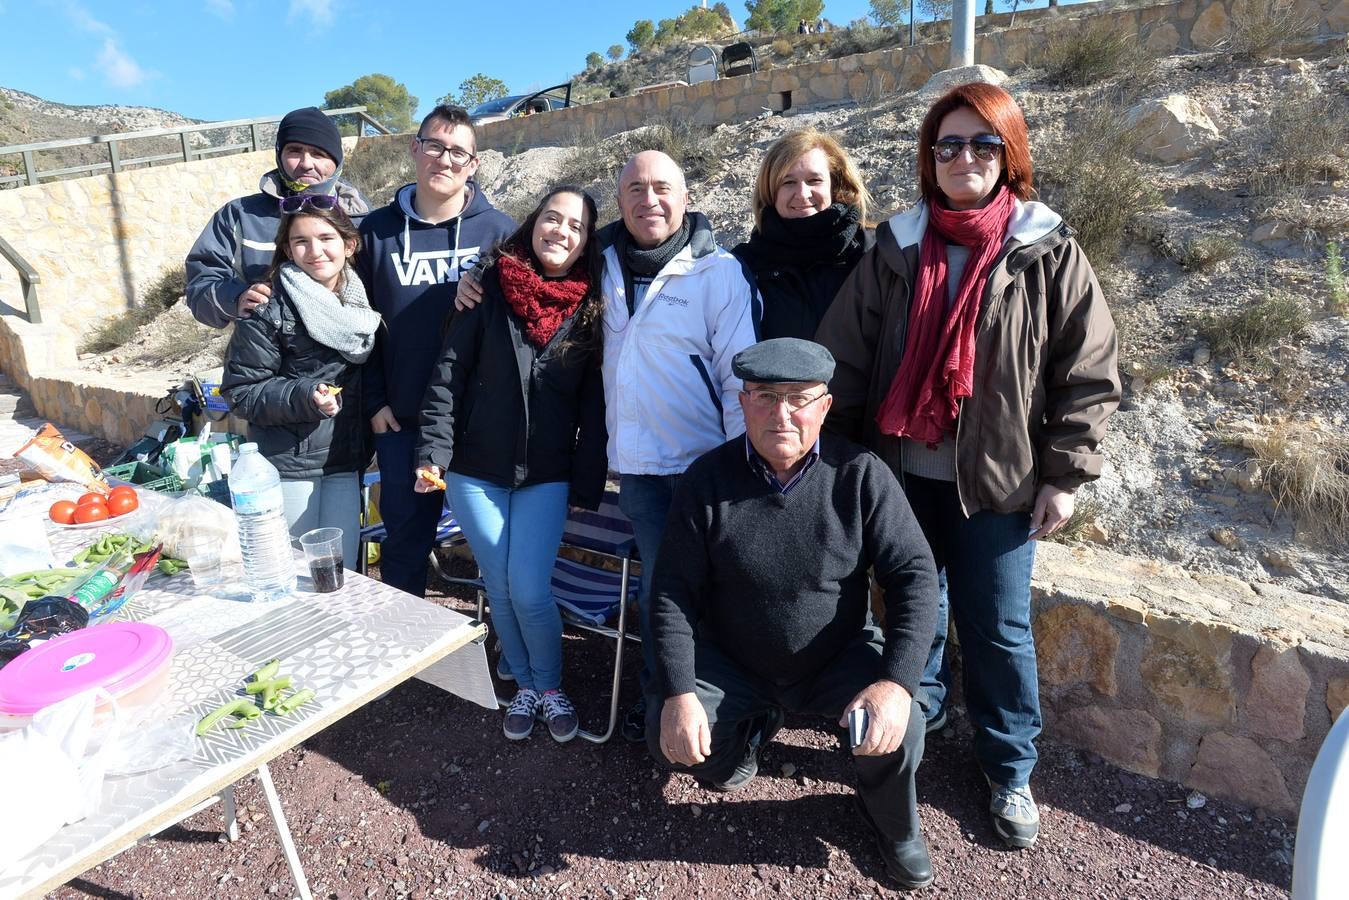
[849,707,869,749]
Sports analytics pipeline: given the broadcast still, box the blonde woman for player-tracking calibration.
[732,128,874,340]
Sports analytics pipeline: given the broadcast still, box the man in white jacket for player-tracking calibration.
[458,150,759,741]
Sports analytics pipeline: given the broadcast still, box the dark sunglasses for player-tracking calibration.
[279,193,339,214]
[932,136,1005,164]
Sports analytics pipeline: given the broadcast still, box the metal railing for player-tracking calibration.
[0,232,41,323]
[0,106,392,188]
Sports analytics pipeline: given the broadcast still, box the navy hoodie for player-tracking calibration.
[357,181,515,424]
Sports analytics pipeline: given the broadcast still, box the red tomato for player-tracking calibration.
[107,492,139,517]
[77,491,106,508]
[49,500,78,524]
[74,502,110,524]
[108,485,137,504]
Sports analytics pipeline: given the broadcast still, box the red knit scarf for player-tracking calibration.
[875,187,1015,445]
[496,253,591,349]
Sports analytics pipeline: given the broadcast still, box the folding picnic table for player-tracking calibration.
[0,521,496,900]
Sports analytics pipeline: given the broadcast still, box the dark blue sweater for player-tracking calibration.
[356,182,515,424]
[650,433,940,699]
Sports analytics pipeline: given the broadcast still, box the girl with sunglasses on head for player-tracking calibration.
[413,187,607,744]
[732,128,874,341]
[816,82,1121,851]
[222,199,381,570]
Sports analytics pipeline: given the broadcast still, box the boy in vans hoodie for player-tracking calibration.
[357,104,515,597]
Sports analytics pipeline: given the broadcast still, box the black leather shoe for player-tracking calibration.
[699,746,758,793]
[855,795,934,890]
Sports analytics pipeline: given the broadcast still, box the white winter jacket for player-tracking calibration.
[599,213,760,475]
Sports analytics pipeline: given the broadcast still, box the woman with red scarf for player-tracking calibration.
[415,187,607,744]
[816,83,1121,850]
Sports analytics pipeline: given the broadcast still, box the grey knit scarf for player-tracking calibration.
[278,262,381,363]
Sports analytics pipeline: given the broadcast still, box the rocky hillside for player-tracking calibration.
[0,87,254,185]
[85,35,1349,602]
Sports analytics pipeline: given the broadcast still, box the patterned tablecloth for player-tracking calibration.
[0,513,494,898]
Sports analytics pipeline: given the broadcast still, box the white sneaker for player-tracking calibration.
[987,778,1040,848]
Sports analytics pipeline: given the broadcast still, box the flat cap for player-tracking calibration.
[732,338,835,385]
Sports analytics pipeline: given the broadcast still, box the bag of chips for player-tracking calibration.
[12,423,109,496]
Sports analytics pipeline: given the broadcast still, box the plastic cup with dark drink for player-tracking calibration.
[299,527,345,593]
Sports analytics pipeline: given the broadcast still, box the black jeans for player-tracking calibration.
[646,627,925,842]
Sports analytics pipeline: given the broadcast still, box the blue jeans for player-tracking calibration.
[373,428,446,597]
[279,472,361,569]
[447,474,569,693]
[617,473,681,688]
[903,474,1041,789]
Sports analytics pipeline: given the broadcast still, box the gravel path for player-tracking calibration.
[48,580,1295,900]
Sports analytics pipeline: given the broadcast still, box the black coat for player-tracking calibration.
[221,280,372,479]
[415,265,607,509]
[732,208,874,341]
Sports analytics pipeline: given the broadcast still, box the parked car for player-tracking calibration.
[468,83,573,125]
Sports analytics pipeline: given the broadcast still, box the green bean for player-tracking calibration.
[195,698,257,736]
[245,676,291,695]
[252,658,281,683]
[275,688,315,715]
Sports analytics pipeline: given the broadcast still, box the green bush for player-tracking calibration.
[1253,91,1349,196]
[1040,21,1157,88]
[1199,294,1310,362]
[1036,102,1162,264]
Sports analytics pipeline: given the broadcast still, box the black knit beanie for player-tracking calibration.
[275,107,343,169]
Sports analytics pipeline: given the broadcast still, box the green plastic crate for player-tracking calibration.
[103,461,183,493]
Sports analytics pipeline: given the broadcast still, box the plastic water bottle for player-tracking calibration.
[228,443,296,602]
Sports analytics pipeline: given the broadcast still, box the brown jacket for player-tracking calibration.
[815,199,1121,516]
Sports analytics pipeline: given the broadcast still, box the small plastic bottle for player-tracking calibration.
[227,443,296,602]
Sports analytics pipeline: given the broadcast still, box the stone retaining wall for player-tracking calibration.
[1033,542,1349,816]
[475,0,1345,154]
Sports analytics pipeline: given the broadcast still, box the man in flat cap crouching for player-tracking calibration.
[645,338,942,890]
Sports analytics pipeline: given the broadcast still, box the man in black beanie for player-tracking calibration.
[185,106,371,328]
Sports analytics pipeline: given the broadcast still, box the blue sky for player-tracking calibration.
[2,0,1063,123]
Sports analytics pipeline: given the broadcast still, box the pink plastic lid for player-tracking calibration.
[0,622,174,716]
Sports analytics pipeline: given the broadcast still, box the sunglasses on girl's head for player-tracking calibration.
[932,135,1005,164]
[278,193,339,214]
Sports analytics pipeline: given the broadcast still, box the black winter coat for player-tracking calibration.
[415,265,607,509]
[221,279,372,479]
[732,207,874,341]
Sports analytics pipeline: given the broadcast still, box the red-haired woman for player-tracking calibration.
[816,82,1121,850]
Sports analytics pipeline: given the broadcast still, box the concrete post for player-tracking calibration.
[951,0,975,67]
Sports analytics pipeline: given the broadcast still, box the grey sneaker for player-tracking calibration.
[987,779,1040,848]
[503,688,540,741]
[540,689,579,743]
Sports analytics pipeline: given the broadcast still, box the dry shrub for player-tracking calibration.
[1199,294,1309,361]
[1040,21,1158,88]
[1225,0,1316,59]
[553,119,726,201]
[1247,423,1349,545]
[1037,102,1162,264]
[343,136,413,208]
[1048,491,1105,545]
[1253,91,1349,196]
[1176,234,1239,271]
[771,37,794,57]
[81,265,187,354]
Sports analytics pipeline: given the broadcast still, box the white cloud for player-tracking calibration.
[288,0,335,28]
[97,39,150,89]
[63,1,114,35]
[206,0,235,19]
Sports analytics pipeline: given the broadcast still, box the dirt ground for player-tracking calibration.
[45,557,1295,900]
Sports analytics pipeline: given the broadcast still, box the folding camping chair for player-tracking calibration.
[1293,707,1349,898]
[357,471,480,593]
[476,489,641,744]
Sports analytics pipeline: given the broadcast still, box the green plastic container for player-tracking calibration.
[103,461,183,493]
